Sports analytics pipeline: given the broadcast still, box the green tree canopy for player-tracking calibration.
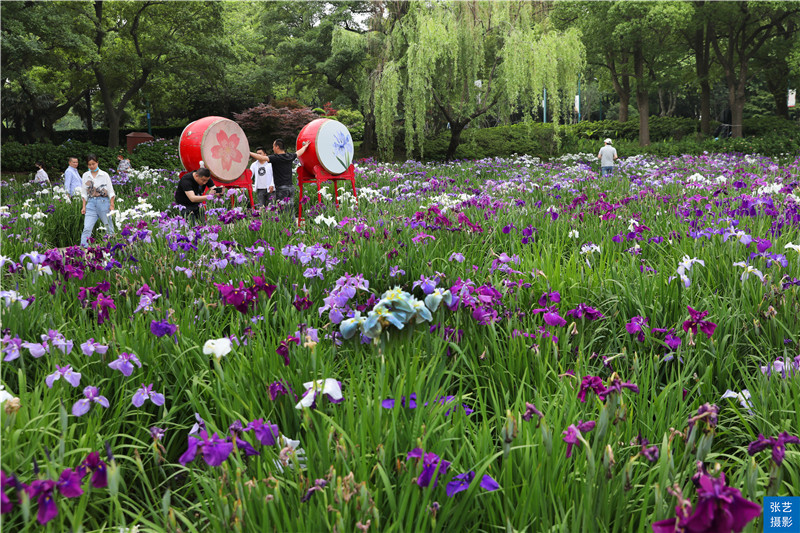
[368,1,584,160]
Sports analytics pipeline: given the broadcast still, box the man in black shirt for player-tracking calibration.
[250,139,310,210]
[175,168,216,224]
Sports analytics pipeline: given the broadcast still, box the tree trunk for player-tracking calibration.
[694,24,712,134]
[445,121,465,161]
[107,111,121,148]
[362,110,377,153]
[658,89,666,117]
[766,68,790,119]
[85,90,94,133]
[633,44,650,146]
[700,80,711,134]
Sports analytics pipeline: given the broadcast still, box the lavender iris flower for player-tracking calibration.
[132,383,165,407]
[1,335,23,361]
[72,386,110,416]
[80,338,109,357]
[108,352,142,376]
[45,365,81,388]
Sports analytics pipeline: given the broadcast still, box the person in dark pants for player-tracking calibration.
[175,168,216,225]
[250,139,311,211]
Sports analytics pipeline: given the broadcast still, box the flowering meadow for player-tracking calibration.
[1,152,799,532]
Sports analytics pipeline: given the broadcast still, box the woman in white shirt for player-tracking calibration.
[34,162,50,184]
[80,154,116,247]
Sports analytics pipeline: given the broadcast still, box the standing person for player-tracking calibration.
[33,162,50,184]
[64,156,82,196]
[174,168,216,225]
[80,154,115,247]
[250,147,275,209]
[597,138,618,177]
[250,139,311,210]
[116,153,132,174]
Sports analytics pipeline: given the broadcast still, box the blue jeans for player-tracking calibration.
[81,197,114,247]
[601,166,614,177]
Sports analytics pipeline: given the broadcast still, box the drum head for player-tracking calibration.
[200,119,249,182]
[315,120,354,175]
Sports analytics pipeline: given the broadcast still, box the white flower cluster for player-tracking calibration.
[420,193,473,211]
[113,197,161,225]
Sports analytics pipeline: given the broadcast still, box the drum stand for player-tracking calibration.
[178,170,255,210]
[296,164,357,225]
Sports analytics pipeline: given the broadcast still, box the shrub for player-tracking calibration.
[335,109,365,142]
[234,104,318,148]
[0,139,181,174]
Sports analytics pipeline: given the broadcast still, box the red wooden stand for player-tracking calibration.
[179,169,255,209]
[297,164,357,224]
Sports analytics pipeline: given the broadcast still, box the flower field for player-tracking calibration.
[1,152,799,532]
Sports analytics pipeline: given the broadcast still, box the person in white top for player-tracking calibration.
[64,157,82,196]
[80,154,116,247]
[250,146,275,209]
[597,138,618,177]
[33,162,50,185]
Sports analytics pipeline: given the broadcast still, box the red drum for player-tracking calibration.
[296,118,354,175]
[179,116,250,182]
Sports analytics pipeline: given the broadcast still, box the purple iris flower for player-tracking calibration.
[531,304,567,327]
[472,306,498,325]
[150,319,178,338]
[72,386,110,416]
[747,432,799,466]
[446,471,501,497]
[578,376,607,403]
[637,434,659,462]
[245,418,280,446]
[26,470,82,525]
[90,293,116,325]
[22,341,48,358]
[381,394,417,409]
[413,275,439,295]
[537,291,561,306]
[651,471,760,533]
[406,448,451,488]
[753,238,772,253]
[55,468,83,498]
[602,375,640,398]
[565,303,604,321]
[449,252,465,263]
[178,430,234,466]
[77,451,107,488]
[132,383,165,407]
[522,402,543,421]
[682,306,716,338]
[45,365,81,388]
[108,352,142,376]
[562,425,580,458]
[80,338,109,357]
[268,380,291,401]
[150,427,165,441]
[625,316,648,342]
[43,330,73,354]
[300,479,328,503]
[2,335,23,361]
[687,403,719,433]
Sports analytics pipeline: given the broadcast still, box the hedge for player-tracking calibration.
[3,117,797,176]
[0,138,181,175]
[0,126,188,146]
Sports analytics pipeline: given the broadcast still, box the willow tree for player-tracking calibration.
[371,1,584,160]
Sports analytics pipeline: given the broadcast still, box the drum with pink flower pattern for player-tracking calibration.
[179,116,250,182]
